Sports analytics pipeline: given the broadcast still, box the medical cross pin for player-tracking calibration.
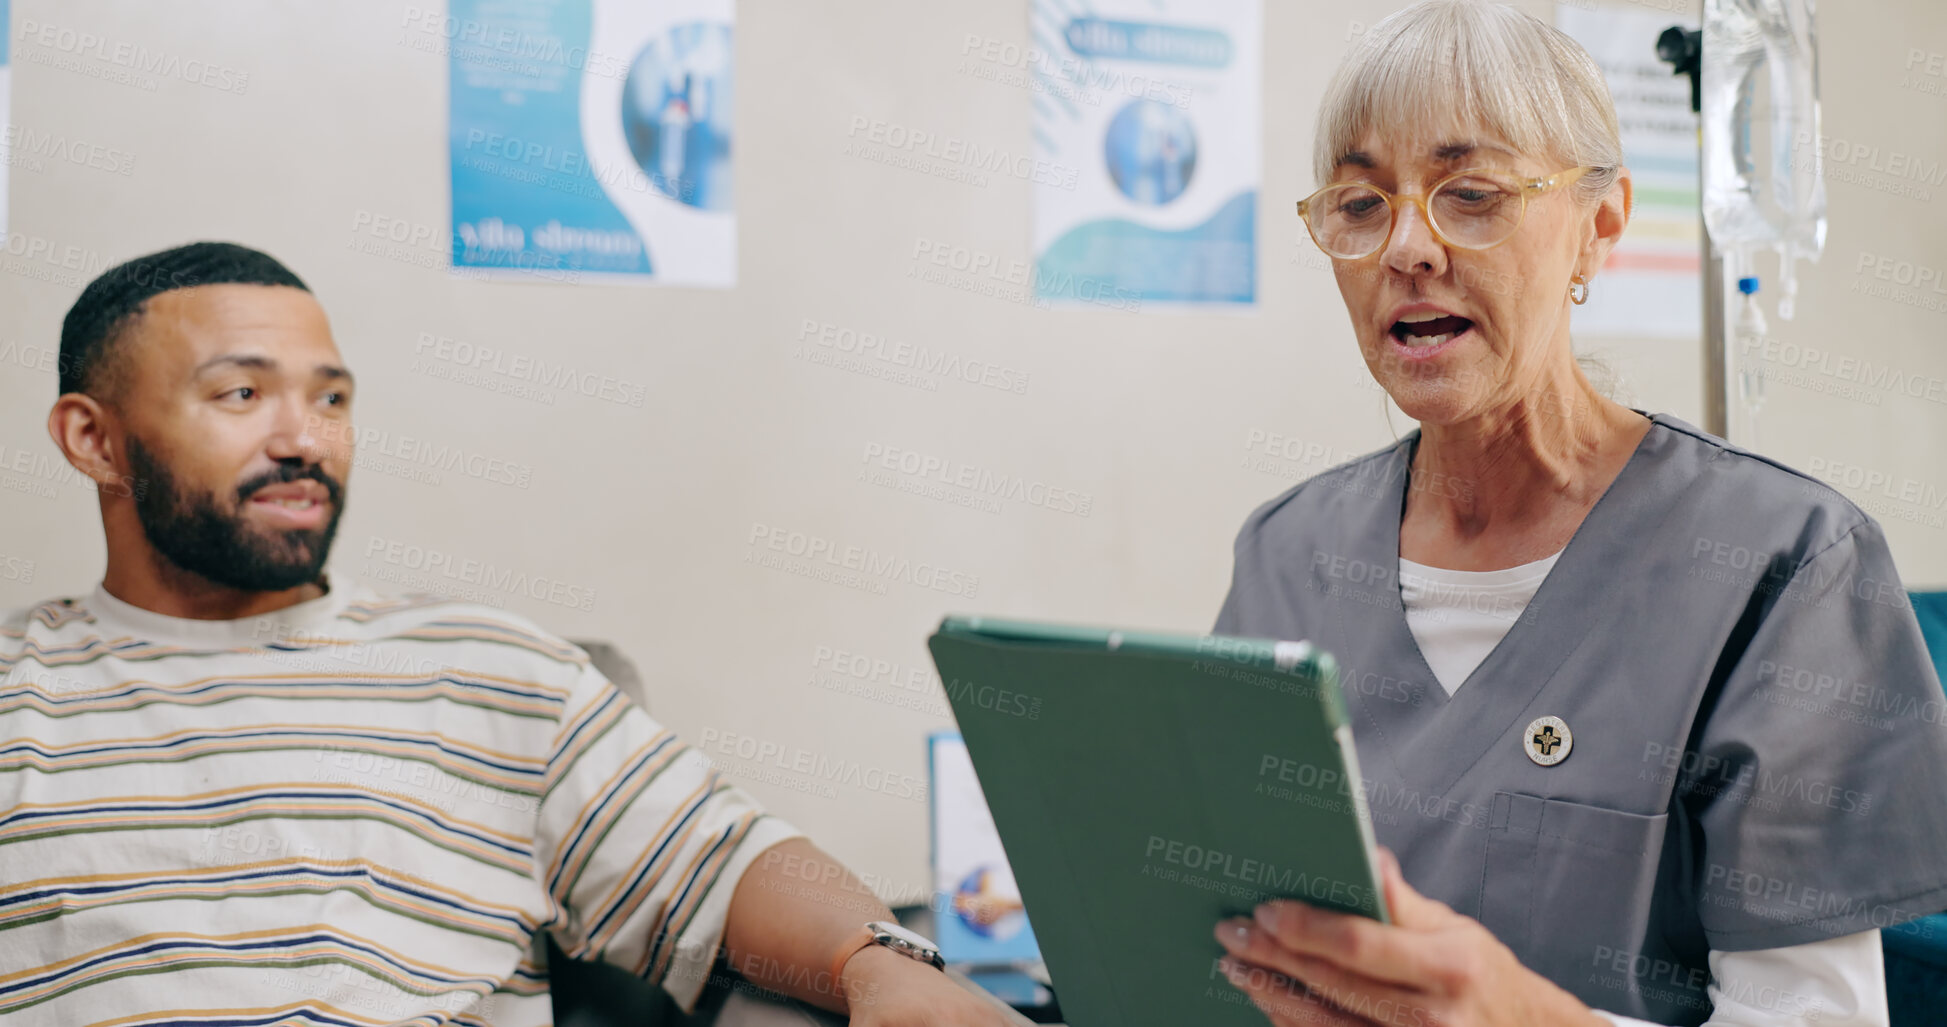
[1523,716,1572,766]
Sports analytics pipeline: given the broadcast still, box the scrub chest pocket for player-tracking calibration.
[1477,794,1693,1016]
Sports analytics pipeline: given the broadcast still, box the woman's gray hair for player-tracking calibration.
[1314,0,1624,211]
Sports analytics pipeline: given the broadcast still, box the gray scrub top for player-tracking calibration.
[1214,412,1947,1024]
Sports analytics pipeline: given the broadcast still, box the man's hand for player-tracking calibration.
[839,945,1018,1026]
[1211,848,1609,1026]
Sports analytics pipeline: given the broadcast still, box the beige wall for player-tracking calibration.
[1,0,1938,900]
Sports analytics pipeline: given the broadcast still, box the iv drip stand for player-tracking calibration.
[1657,27,1726,437]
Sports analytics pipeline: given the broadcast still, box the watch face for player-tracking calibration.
[868,921,942,966]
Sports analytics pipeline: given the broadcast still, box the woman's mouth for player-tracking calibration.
[1389,314,1475,360]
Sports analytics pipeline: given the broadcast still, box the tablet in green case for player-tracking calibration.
[927,616,1388,1027]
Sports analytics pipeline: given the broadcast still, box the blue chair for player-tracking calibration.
[1885,593,1947,1025]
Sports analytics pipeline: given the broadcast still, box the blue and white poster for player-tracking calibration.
[1,0,11,238]
[1030,0,1259,309]
[447,0,734,286]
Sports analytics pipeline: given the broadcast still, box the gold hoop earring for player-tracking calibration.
[1569,273,1591,305]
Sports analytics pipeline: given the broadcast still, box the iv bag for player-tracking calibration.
[1701,0,1826,319]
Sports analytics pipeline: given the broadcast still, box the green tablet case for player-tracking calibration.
[927,616,1388,1026]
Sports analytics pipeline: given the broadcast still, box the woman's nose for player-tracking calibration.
[1382,201,1447,276]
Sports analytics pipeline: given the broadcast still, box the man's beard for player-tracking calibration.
[125,435,346,593]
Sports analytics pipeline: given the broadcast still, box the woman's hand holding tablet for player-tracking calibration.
[1212,849,1608,1027]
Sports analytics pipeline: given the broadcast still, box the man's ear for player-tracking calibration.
[1581,166,1632,277]
[48,393,131,494]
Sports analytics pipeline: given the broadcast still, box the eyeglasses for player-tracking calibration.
[1296,166,1597,260]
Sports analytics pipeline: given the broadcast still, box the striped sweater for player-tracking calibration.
[0,582,803,1026]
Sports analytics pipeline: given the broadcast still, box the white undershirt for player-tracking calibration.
[1398,552,1562,696]
[1397,555,1889,1027]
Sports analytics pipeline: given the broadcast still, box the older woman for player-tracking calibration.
[1206,3,1947,1026]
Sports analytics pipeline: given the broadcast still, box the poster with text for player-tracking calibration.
[1030,0,1259,310]
[1,0,11,238]
[1557,5,1702,339]
[445,0,734,286]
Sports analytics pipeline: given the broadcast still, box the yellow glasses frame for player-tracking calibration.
[1296,165,1598,259]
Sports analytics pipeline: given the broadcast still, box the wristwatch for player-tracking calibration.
[829,920,945,984]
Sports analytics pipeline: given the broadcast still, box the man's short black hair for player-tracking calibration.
[58,241,310,397]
